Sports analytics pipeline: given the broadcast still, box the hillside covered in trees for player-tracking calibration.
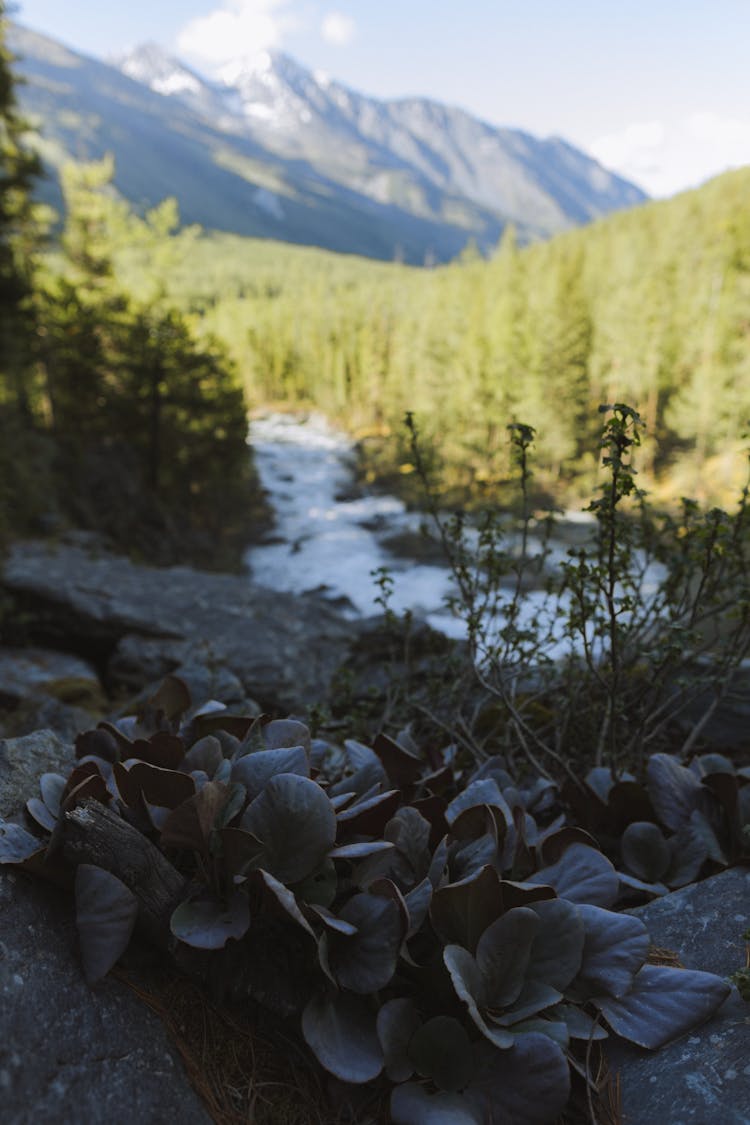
[3,0,750,557]
[118,166,749,509]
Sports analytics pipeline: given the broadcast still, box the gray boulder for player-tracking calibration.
[0,870,211,1125]
[0,726,211,1124]
[611,867,750,1125]
[3,541,359,711]
[0,648,104,741]
[0,729,74,819]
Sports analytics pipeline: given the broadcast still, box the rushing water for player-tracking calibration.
[244,413,572,646]
[244,413,466,636]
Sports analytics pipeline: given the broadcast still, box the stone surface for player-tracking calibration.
[0,647,101,706]
[0,648,104,741]
[610,867,750,1125]
[3,541,359,711]
[0,870,212,1125]
[0,729,74,819]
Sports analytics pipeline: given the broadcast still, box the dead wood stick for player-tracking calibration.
[62,798,186,949]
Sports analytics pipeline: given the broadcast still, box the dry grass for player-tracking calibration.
[647,945,684,968]
[113,962,365,1125]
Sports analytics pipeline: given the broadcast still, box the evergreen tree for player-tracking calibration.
[0,1,47,541]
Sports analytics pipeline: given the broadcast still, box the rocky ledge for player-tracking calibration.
[1,539,362,717]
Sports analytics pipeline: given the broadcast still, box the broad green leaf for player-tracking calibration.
[443,945,514,1049]
[408,1015,476,1092]
[231,746,308,799]
[593,964,731,1048]
[248,868,315,937]
[301,993,383,1083]
[377,997,421,1082]
[647,753,704,833]
[528,843,619,907]
[25,797,57,832]
[326,893,402,993]
[161,780,229,852]
[336,789,401,836]
[620,821,670,882]
[466,1034,571,1124]
[329,840,395,860]
[262,718,311,753]
[181,735,223,776]
[446,778,512,828]
[430,865,503,952]
[489,979,563,1025]
[39,773,67,818]
[0,820,44,864]
[549,1003,608,1041]
[75,864,138,984]
[170,892,250,949]
[241,774,336,884]
[527,898,584,990]
[576,904,649,998]
[391,1084,482,1125]
[476,907,539,1008]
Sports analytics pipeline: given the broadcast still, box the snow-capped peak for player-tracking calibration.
[118,43,205,99]
[217,50,275,88]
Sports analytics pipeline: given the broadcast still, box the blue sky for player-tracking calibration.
[15,0,750,197]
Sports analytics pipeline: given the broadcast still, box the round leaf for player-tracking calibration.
[476,907,539,1008]
[170,893,250,949]
[527,898,585,991]
[620,821,671,882]
[231,746,309,799]
[593,964,731,1048]
[647,753,704,833]
[576,903,649,998]
[327,893,402,993]
[377,997,421,1082]
[301,993,383,1084]
[0,820,44,864]
[443,944,514,1049]
[430,865,503,953]
[466,1034,571,1124]
[409,1015,475,1092]
[39,772,67,818]
[528,843,619,907]
[392,1084,482,1125]
[75,864,139,984]
[242,774,336,884]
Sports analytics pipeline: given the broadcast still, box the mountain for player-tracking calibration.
[10,24,647,263]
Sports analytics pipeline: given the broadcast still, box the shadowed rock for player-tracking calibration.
[611,868,750,1125]
[2,541,359,711]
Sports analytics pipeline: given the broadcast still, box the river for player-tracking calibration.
[244,413,575,647]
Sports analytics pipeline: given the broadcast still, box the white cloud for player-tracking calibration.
[177,1,297,68]
[589,112,750,198]
[321,11,355,47]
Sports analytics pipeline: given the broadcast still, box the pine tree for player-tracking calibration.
[0,1,47,541]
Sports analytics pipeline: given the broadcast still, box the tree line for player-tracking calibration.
[0,6,262,566]
[118,168,750,509]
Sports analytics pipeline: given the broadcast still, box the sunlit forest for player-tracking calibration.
[3,0,750,563]
[118,164,750,508]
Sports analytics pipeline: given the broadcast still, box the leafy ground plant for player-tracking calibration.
[400,404,750,781]
[0,675,733,1124]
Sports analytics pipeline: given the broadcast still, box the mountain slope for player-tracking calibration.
[11,24,647,263]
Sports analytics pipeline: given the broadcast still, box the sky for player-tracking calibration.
[14,0,750,198]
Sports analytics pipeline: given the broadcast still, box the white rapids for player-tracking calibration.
[244,413,572,648]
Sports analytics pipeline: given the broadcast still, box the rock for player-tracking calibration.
[0,729,74,819]
[610,868,750,1125]
[3,542,359,711]
[0,648,102,707]
[0,870,211,1125]
[0,648,105,741]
